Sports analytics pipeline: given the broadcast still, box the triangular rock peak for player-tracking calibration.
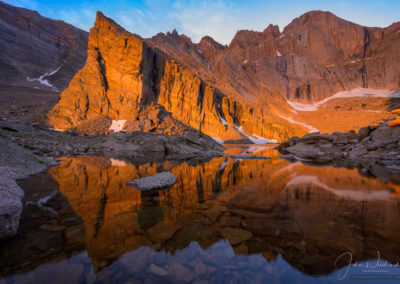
[48,11,300,142]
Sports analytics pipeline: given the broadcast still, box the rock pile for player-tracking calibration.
[277,116,400,168]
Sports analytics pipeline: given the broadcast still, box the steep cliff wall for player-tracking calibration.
[222,11,400,102]
[48,11,400,141]
[49,12,304,142]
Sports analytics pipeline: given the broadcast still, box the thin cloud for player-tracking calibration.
[170,0,240,44]
[4,0,38,10]
[59,8,96,31]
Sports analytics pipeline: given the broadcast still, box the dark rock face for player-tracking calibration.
[0,1,88,91]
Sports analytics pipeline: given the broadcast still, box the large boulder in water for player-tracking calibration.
[0,167,24,239]
[126,172,177,190]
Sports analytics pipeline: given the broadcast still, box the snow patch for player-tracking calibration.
[235,125,277,144]
[218,160,228,172]
[276,49,282,56]
[109,120,127,132]
[27,67,61,92]
[49,128,64,132]
[110,158,128,167]
[252,134,278,143]
[212,137,224,144]
[217,112,229,126]
[277,114,319,133]
[287,88,400,112]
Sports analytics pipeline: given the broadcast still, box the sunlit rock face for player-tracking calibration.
[48,12,306,141]
[48,153,400,274]
[48,11,400,140]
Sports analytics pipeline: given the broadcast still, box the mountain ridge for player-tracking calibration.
[0,0,88,91]
[48,10,400,142]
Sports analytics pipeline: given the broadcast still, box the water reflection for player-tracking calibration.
[1,145,400,283]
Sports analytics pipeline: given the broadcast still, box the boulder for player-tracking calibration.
[0,167,24,239]
[358,126,371,141]
[286,142,326,160]
[369,125,400,144]
[301,133,334,142]
[126,172,177,190]
[390,109,400,115]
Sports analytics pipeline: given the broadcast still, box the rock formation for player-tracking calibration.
[221,11,400,102]
[0,1,88,91]
[48,10,400,142]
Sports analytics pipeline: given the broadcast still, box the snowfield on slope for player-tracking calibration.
[235,125,278,144]
[276,114,319,133]
[287,88,400,112]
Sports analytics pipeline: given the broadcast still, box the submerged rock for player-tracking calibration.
[0,167,24,239]
[126,171,177,190]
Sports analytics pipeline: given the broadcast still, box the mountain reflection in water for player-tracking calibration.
[1,145,400,283]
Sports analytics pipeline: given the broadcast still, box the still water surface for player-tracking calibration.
[1,145,400,283]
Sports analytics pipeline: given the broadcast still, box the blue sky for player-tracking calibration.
[4,0,400,44]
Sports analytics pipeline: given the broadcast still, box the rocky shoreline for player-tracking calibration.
[0,120,273,181]
[276,112,400,183]
[0,120,225,178]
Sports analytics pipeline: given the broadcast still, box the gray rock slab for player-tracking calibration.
[127,171,177,190]
[0,167,24,239]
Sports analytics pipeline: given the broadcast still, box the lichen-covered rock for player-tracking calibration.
[0,167,24,239]
[126,171,177,190]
